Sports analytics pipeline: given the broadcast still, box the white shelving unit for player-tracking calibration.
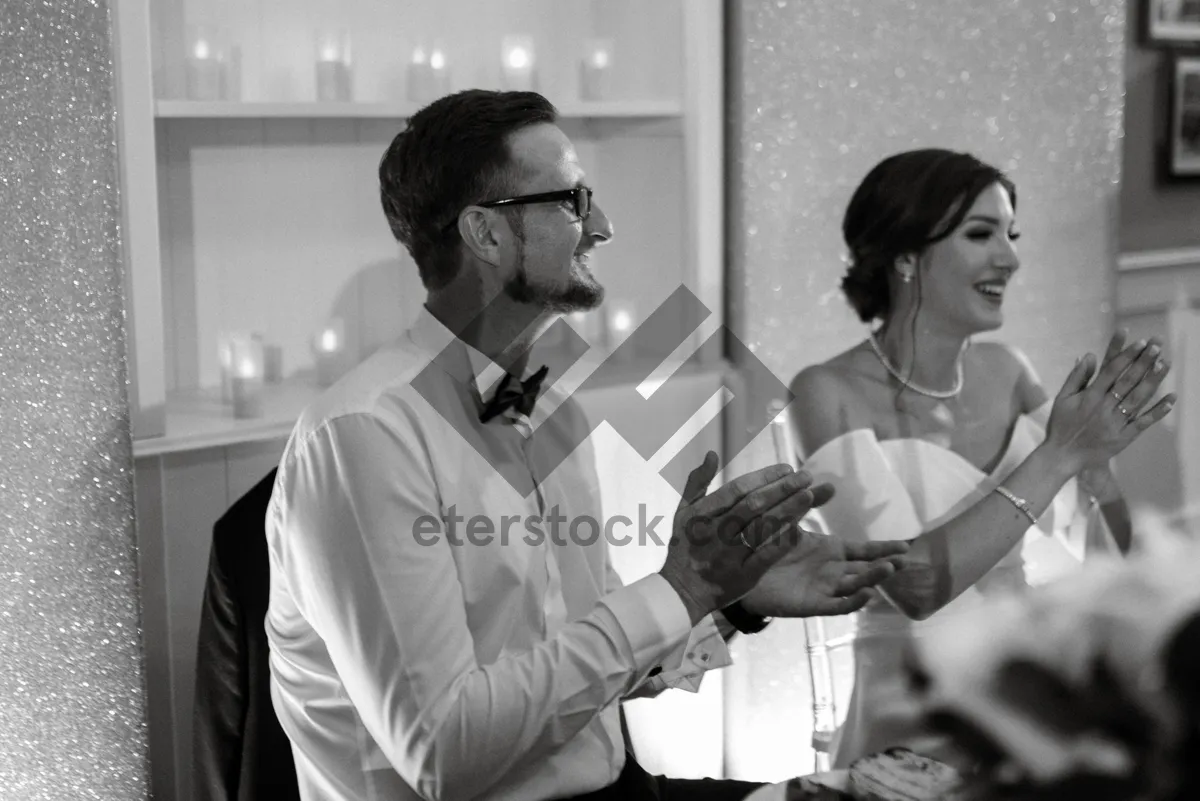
[154,98,686,119]
[113,0,726,458]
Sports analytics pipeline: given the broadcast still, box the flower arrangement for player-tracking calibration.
[768,533,1200,801]
[897,537,1200,801]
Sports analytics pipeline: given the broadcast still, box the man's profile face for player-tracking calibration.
[501,123,613,313]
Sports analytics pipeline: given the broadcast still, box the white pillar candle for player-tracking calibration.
[501,36,536,92]
[315,30,353,101]
[407,47,431,102]
[312,319,346,387]
[580,39,613,102]
[186,28,223,101]
[428,47,451,98]
[409,45,452,103]
[605,302,638,361]
[231,356,264,419]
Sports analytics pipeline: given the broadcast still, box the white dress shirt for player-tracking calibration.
[264,306,731,801]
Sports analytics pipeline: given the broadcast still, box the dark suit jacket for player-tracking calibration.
[192,467,300,801]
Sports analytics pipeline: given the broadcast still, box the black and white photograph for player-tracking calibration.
[1147,0,1200,44]
[1171,55,1200,176]
[7,3,1200,801]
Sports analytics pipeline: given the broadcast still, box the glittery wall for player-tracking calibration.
[0,3,149,799]
[722,0,1126,781]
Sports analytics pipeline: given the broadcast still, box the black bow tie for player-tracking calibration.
[479,365,549,423]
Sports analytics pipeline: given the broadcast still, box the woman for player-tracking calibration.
[788,148,1176,769]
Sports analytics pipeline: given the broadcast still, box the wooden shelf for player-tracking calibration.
[132,356,732,458]
[154,99,684,120]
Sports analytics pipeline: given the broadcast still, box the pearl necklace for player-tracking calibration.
[867,332,964,399]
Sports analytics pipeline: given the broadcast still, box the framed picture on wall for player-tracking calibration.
[1169,55,1200,177]
[1147,0,1200,44]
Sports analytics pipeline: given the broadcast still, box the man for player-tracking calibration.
[264,89,907,801]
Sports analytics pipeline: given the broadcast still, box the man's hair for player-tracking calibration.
[378,89,558,290]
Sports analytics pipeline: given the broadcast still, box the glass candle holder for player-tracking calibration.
[605,301,638,360]
[580,39,613,102]
[407,47,431,102]
[186,24,224,101]
[428,46,451,99]
[501,35,536,92]
[315,29,353,102]
[407,44,451,103]
[218,332,263,409]
[312,318,346,387]
[218,332,256,401]
[231,349,264,419]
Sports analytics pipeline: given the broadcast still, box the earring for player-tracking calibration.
[900,270,913,284]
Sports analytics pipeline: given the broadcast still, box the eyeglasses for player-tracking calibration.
[481,186,593,221]
[442,186,593,235]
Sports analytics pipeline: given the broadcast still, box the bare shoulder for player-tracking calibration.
[787,346,869,458]
[789,361,851,409]
[972,341,1049,413]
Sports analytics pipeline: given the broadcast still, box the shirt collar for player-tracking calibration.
[408,304,540,405]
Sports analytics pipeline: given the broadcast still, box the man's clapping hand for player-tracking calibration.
[657,451,911,626]
[658,452,832,625]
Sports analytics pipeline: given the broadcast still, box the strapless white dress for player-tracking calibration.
[799,400,1116,768]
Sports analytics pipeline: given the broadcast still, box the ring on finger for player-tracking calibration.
[1110,389,1124,403]
[1116,403,1131,418]
[738,531,758,552]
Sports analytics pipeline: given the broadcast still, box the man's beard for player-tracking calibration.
[503,252,605,314]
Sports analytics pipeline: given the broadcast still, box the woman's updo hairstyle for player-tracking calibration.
[840,149,1016,324]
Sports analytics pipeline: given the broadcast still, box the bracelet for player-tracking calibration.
[721,600,772,635]
[994,485,1039,527]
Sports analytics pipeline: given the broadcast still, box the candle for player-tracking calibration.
[428,46,451,98]
[312,319,346,387]
[608,306,635,339]
[408,45,452,103]
[580,39,613,102]
[187,25,223,101]
[219,332,263,406]
[231,356,264,419]
[605,302,637,360]
[407,47,431,102]
[315,29,352,102]
[501,36,536,92]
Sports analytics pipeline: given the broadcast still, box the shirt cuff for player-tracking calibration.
[596,573,695,687]
[648,614,733,693]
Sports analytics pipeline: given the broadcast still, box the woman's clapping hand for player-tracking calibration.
[1044,333,1175,474]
